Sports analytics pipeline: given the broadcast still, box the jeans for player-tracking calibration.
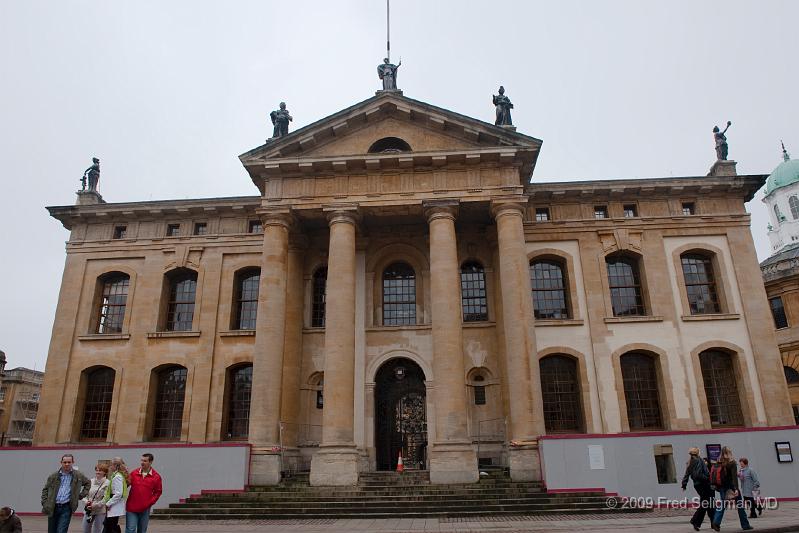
[125,509,151,533]
[690,483,716,527]
[713,489,751,529]
[49,502,72,533]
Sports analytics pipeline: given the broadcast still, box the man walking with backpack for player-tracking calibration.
[682,447,715,531]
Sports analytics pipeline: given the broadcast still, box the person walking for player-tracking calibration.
[710,446,752,531]
[81,463,110,533]
[125,453,162,533]
[738,458,763,518]
[681,447,715,531]
[41,454,91,533]
[102,457,129,533]
[0,507,22,533]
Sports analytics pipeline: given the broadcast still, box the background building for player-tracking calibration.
[35,91,794,488]
[0,363,43,446]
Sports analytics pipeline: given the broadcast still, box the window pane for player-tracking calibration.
[225,365,252,439]
[606,256,645,316]
[699,351,743,427]
[79,368,115,440]
[621,353,663,430]
[235,270,259,330]
[152,367,187,439]
[97,275,129,334]
[540,356,583,433]
[531,260,570,319]
[312,267,327,327]
[166,272,197,331]
[681,255,720,314]
[790,196,799,220]
[461,262,487,322]
[770,297,788,329]
[383,262,416,325]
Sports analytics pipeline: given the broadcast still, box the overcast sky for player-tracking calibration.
[0,1,797,371]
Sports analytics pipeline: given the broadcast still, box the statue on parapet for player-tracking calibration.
[377,58,401,91]
[270,102,293,138]
[81,157,100,191]
[713,121,732,160]
[493,86,513,126]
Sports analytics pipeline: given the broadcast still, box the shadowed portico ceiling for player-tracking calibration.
[239,92,542,190]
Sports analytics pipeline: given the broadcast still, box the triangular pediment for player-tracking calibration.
[240,92,541,165]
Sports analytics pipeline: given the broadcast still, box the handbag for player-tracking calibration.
[724,489,737,500]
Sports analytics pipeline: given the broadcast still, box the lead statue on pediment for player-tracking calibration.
[270,102,293,139]
[377,58,401,91]
[81,157,100,191]
[713,121,732,161]
[493,86,513,126]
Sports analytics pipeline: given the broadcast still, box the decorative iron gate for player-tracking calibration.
[375,358,427,470]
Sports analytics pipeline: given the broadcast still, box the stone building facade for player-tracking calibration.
[0,365,43,446]
[36,92,794,485]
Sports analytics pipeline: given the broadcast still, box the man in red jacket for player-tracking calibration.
[125,453,163,533]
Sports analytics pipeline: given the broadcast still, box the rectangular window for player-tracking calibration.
[113,226,127,239]
[770,296,789,329]
[594,206,608,219]
[166,224,181,237]
[473,386,486,405]
[0,388,5,402]
[623,204,638,218]
[248,220,263,234]
[193,222,207,236]
[316,390,324,409]
[535,208,550,222]
[682,202,695,216]
[653,444,677,484]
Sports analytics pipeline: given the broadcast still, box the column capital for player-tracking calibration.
[490,198,527,220]
[257,207,294,229]
[423,199,459,223]
[323,204,361,227]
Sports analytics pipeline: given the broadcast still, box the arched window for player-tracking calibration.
[606,254,645,316]
[152,366,188,440]
[225,364,252,439]
[461,261,487,322]
[233,269,259,330]
[472,374,487,405]
[79,367,115,440]
[620,353,663,430]
[165,269,198,331]
[785,366,799,385]
[316,376,324,409]
[383,262,416,325]
[681,254,720,314]
[530,259,570,319]
[790,197,799,220]
[311,267,328,327]
[539,355,583,433]
[368,137,412,153]
[699,350,744,427]
[96,273,129,334]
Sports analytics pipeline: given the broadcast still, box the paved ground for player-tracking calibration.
[18,503,799,532]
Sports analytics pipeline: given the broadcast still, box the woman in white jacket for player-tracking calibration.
[81,463,110,533]
[102,457,128,533]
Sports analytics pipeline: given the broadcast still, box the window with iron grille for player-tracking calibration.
[594,206,608,219]
[681,254,720,314]
[623,204,638,218]
[535,208,550,222]
[311,267,327,327]
[699,350,744,427]
[770,296,788,329]
[225,364,252,439]
[97,274,129,334]
[152,366,187,439]
[460,262,487,322]
[234,269,259,330]
[79,367,115,440]
[540,355,583,433]
[113,226,127,239]
[790,196,799,219]
[620,353,663,430]
[682,202,695,216]
[193,222,207,235]
[785,366,799,385]
[166,224,181,237]
[606,255,645,316]
[383,262,416,325]
[248,220,263,234]
[473,375,486,405]
[165,270,197,331]
[530,260,570,319]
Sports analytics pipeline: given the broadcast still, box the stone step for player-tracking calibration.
[171,495,608,508]
[199,488,557,499]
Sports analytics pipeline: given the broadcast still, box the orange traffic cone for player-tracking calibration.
[396,451,404,473]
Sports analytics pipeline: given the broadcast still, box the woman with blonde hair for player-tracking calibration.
[102,457,128,533]
[81,463,110,533]
[710,446,752,531]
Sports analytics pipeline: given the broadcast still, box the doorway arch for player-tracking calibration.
[374,357,427,471]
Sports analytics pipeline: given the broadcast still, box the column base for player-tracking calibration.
[310,446,359,486]
[249,448,282,485]
[508,444,541,482]
[429,442,478,484]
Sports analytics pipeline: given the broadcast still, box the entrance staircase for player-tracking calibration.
[153,470,644,520]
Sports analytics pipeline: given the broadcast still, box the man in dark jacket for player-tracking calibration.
[0,507,22,533]
[681,447,715,531]
[41,454,91,533]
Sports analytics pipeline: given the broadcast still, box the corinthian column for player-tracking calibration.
[491,199,544,481]
[425,200,478,484]
[310,206,360,486]
[249,208,292,485]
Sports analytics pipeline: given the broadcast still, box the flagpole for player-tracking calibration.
[386,0,391,62]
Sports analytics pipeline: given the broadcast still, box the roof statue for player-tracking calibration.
[81,157,100,192]
[713,121,732,161]
[377,58,401,91]
[493,86,513,127]
[270,102,293,139]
